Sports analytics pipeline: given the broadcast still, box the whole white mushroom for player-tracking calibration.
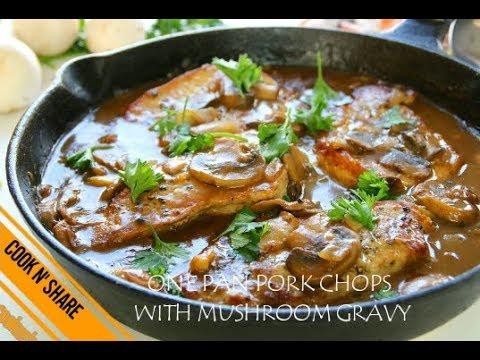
[86,19,145,53]
[12,19,80,56]
[0,36,42,114]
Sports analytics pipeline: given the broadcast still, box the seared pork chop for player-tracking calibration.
[316,85,462,189]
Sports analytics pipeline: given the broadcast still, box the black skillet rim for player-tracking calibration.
[6,26,480,318]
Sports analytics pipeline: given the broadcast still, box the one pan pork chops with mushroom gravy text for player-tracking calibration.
[37,53,480,305]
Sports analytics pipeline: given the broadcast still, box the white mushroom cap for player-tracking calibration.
[0,36,42,114]
[12,19,80,56]
[86,19,145,53]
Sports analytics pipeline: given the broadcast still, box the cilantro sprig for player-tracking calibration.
[212,54,262,96]
[328,189,376,230]
[132,226,188,295]
[220,208,270,262]
[357,170,391,201]
[327,170,391,230]
[151,109,178,136]
[119,160,164,203]
[65,144,112,172]
[258,114,298,163]
[293,51,339,133]
[381,106,417,128]
[146,19,223,39]
[168,124,247,157]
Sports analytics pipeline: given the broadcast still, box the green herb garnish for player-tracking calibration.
[357,170,391,201]
[65,144,112,172]
[168,124,214,156]
[258,115,298,163]
[132,226,188,295]
[328,170,391,230]
[220,208,270,262]
[373,287,398,300]
[168,125,247,156]
[146,19,223,39]
[151,109,178,136]
[293,51,338,133]
[327,189,376,230]
[119,160,164,203]
[381,106,416,128]
[212,54,262,96]
[38,19,88,67]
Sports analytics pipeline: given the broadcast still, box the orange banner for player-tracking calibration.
[0,211,131,340]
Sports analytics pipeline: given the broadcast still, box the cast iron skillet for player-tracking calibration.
[6,20,480,340]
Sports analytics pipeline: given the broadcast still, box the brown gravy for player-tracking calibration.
[40,66,480,300]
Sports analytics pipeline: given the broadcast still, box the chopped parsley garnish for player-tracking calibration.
[119,160,164,203]
[293,51,339,133]
[168,124,247,157]
[38,19,88,67]
[328,170,391,230]
[132,226,188,295]
[212,54,262,96]
[328,189,376,230]
[373,287,398,300]
[151,109,178,136]
[357,170,391,201]
[258,115,298,163]
[146,19,223,39]
[65,144,112,172]
[381,106,416,128]
[220,208,270,262]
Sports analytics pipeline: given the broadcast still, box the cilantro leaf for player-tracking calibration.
[327,189,376,230]
[312,51,339,101]
[381,106,416,128]
[168,124,215,156]
[221,208,270,262]
[151,109,178,136]
[38,19,88,67]
[212,54,262,96]
[258,117,298,162]
[327,170,393,230]
[65,145,112,172]
[373,287,398,300]
[146,19,223,39]
[357,170,391,201]
[294,102,334,133]
[168,125,247,156]
[132,226,188,295]
[292,51,338,133]
[119,160,164,203]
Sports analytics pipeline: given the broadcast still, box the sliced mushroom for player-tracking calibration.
[189,138,266,188]
[345,131,375,154]
[190,249,216,274]
[380,149,431,180]
[100,178,126,202]
[217,94,254,109]
[250,198,320,216]
[282,145,311,187]
[286,226,360,285]
[85,175,116,187]
[191,119,242,135]
[183,107,220,125]
[413,180,479,225]
[252,73,279,101]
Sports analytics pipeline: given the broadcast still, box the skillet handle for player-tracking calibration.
[381,19,452,53]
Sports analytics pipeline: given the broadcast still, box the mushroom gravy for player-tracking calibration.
[37,65,480,306]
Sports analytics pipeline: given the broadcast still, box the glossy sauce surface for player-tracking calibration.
[40,67,480,302]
